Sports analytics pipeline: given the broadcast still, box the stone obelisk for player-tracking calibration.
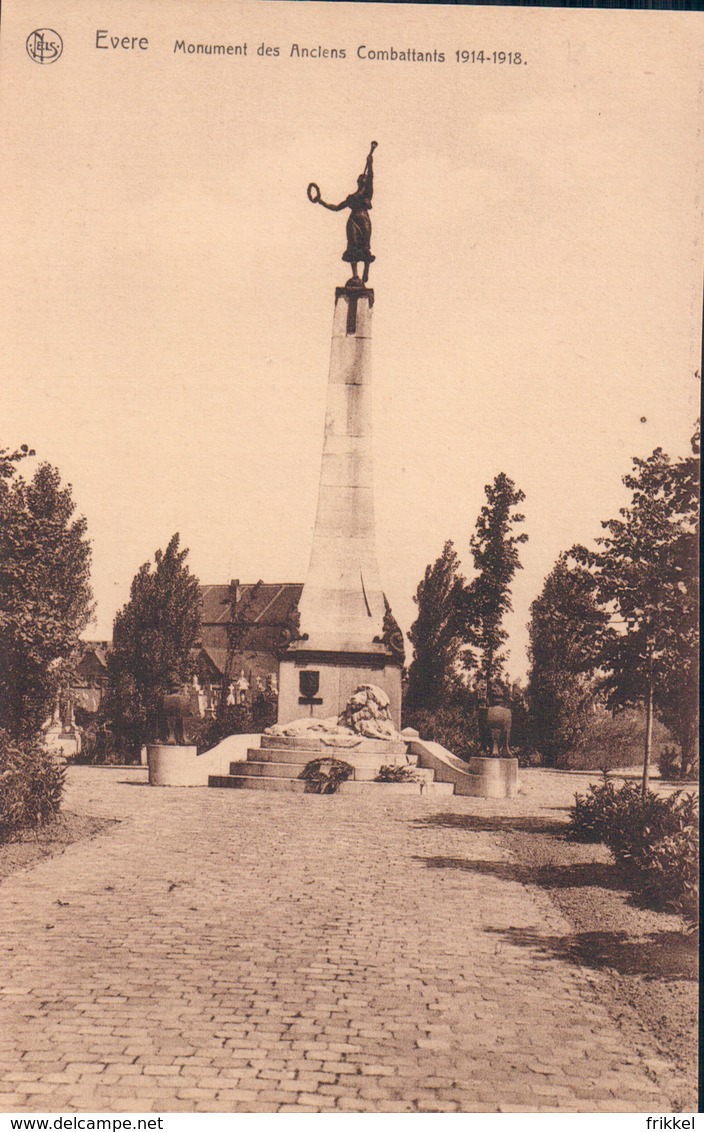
[277,144,403,726]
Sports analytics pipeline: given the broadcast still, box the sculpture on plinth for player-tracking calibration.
[308,141,377,287]
[267,683,401,747]
[477,680,513,758]
[160,676,204,745]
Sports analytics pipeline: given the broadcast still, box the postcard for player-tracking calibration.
[0,0,700,1118]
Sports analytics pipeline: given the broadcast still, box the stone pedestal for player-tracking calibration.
[147,744,200,786]
[44,724,81,759]
[279,285,402,726]
[278,654,402,730]
[465,756,518,799]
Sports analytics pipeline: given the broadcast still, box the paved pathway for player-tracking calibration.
[0,768,692,1113]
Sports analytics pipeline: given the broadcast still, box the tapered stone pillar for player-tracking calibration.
[278,286,403,726]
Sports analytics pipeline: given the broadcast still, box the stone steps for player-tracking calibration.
[208,774,308,793]
[338,779,454,797]
[229,760,436,783]
[233,760,308,778]
[259,734,407,756]
[253,745,407,768]
[208,773,453,796]
[207,737,455,797]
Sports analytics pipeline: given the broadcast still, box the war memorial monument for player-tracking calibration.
[148,145,517,800]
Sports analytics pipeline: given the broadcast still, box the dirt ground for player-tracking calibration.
[0,812,114,885]
[499,813,698,1092]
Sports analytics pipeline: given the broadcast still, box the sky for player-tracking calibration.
[1,0,701,678]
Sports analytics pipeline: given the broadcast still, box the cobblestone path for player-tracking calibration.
[0,768,692,1113]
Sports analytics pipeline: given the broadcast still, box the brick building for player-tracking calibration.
[194,580,303,692]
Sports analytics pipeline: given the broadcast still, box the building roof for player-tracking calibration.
[78,641,110,665]
[197,583,303,675]
[200,583,302,626]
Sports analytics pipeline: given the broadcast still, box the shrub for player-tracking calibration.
[375,764,422,783]
[404,705,482,761]
[657,744,697,782]
[633,808,698,923]
[568,777,649,842]
[251,692,277,733]
[568,777,699,921]
[518,749,543,768]
[604,790,699,919]
[566,708,671,772]
[300,758,353,794]
[73,722,127,765]
[0,731,65,841]
[191,703,254,753]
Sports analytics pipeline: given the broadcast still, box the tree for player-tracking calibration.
[104,534,201,757]
[653,427,699,775]
[526,554,607,766]
[1,443,35,481]
[463,473,528,693]
[218,579,263,718]
[0,454,93,739]
[405,541,465,714]
[574,429,699,791]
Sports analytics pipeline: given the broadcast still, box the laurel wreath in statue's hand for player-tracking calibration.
[307,182,321,204]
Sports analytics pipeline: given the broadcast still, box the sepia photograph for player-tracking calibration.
[0,0,700,1118]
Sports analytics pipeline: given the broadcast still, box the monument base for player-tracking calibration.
[465,756,518,798]
[44,724,81,759]
[278,655,402,729]
[147,744,200,786]
[404,739,519,798]
[207,731,455,795]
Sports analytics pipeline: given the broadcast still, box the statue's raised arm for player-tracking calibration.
[362,140,377,200]
[307,142,378,288]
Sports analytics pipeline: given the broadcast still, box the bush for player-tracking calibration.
[191,704,254,753]
[299,758,353,794]
[566,708,671,772]
[251,692,277,733]
[518,749,543,768]
[73,722,128,765]
[632,806,698,923]
[568,777,699,921]
[604,790,698,919]
[568,777,647,842]
[657,743,697,782]
[375,764,422,783]
[0,731,65,841]
[404,705,482,761]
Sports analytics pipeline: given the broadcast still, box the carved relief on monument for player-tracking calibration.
[373,594,405,667]
[267,683,401,745]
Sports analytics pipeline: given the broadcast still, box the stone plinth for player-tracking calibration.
[279,286,402,725]
[44,723,81,759]
[407,739,519,798]
[147,744,200,787]
[465,756,518,798]
[259,732,406,756]
[278,655,402,729]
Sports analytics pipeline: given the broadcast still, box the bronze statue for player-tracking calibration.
[477,680,514,758]
[161,676,203,745]
[485,705,513,758]
[308,142,377,287]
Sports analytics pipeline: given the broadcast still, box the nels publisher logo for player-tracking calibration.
[26,28,63,64]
